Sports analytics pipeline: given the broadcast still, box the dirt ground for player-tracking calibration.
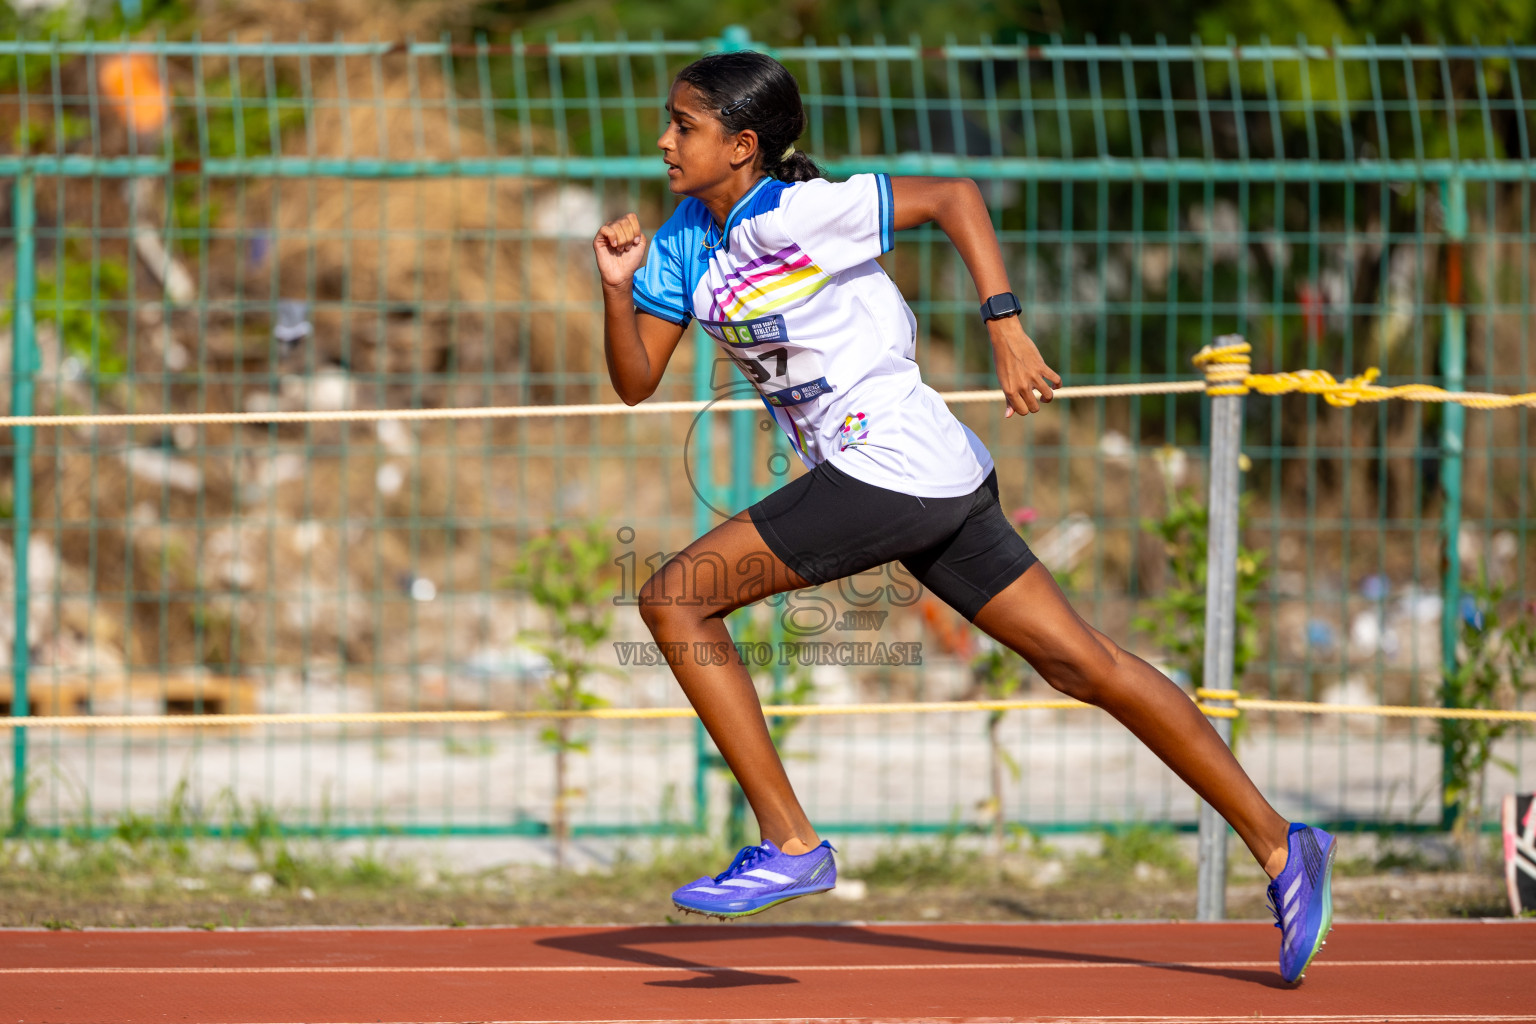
[0,873,1510,931]
[0,832,1514,930]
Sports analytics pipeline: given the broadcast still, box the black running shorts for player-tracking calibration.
[747,458,1039,622]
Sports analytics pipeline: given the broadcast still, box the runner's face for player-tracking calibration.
[659,82,744,196]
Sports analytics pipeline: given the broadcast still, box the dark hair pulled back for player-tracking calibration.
[675,51,822,183]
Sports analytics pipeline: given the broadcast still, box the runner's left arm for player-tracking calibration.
[890,177,1061,417]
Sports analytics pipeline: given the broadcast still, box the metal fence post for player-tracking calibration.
[1195,334,1246,921]
[690,322,715,836]
[8,173,37,835]
[1438,177,1467,830]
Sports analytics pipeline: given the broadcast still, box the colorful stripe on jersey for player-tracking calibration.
[711,244,830,320]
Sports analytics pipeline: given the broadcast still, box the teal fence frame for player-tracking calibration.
[3,30,1534,839]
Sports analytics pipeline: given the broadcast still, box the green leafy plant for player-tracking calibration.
[1440,576,1536,863]
[11,111,88,155]
[506,521,622,869]
[1077,823,1193,883]
[1133,486,1268,742]
[970,509,1033,860]
[971,639,1026,861]
[6,249,130,377]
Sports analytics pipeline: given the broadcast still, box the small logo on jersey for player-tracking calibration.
[839,412,870,450]
[791,389,802,401]
[750,318,784,342]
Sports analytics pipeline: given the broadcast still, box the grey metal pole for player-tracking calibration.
[1195,334,1246,922]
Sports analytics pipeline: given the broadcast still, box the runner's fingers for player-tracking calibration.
[617,214,640,247]
[1035,375,1055,403]
[598,215,641,250]
[1017,384,1040,415]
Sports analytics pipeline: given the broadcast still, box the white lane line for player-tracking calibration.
[1,958,1532,974]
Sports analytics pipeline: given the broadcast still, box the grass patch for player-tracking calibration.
[1070,824,1194,884]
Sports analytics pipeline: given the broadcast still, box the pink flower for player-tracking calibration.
[1011,506,1038,526]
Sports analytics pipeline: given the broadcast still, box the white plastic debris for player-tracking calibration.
[376,418,413,456]
[120,448,202,492]
[133,224,197,306]
[1098,430,1133,462]
[532,185,604,239]
[376,463,405,496]
[1031,514,1095,572]
[292,521,324,555]
[830,879,868,902]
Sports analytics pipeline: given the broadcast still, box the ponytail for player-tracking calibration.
[768,148,822,183]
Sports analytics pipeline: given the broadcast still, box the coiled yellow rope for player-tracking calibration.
[1193,338,1536,408]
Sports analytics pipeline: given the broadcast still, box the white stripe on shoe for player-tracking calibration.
[719,879,766,889]
[685,886,731,894]
[744,868,796,884]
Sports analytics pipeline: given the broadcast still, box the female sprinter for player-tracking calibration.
[592,51,1335,982]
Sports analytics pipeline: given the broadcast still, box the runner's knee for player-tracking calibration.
[1038,632,1124,704]
[637,560,737,634]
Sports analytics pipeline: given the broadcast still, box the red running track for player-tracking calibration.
[2,921,1533,1024]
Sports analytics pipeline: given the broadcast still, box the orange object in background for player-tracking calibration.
[919,593,975,659]
[98,53,170,134]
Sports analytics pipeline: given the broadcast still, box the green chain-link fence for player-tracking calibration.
[2,31,1533,839]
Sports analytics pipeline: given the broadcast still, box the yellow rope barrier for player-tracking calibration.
[1,345,1533,428]
[5,696,1531,729]
[0,341,1526,733]
[1193,339,1536,408]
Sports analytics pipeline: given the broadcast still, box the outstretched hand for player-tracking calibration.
[987,317,1062,417]
[593,213,648,288]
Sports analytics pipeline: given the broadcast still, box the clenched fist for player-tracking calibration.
[593,213,648,289]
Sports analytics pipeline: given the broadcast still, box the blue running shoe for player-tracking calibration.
[672,839,837,919]
[1267,822,1338,983]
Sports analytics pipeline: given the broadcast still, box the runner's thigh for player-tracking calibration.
[898,470,1038,622]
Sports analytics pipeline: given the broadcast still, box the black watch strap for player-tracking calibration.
[980,291,1022,322]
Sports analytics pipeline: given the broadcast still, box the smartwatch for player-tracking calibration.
[980,291,1022,322]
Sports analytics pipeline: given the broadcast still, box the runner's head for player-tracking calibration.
[662,51,822,195]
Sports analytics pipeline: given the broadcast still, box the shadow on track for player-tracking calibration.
[535,924,1288,991]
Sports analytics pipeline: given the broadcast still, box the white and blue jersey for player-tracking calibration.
[633,173,993,499]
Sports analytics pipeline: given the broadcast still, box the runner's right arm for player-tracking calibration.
[594,213,687,405]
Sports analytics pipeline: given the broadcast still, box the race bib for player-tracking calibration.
[700,314,834,407]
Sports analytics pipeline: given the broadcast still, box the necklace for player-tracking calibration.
[700,177,767,252]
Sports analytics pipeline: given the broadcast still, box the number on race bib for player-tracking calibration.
[705,316,834,407]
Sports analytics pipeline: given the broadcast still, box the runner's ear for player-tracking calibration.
[731,127,760,170]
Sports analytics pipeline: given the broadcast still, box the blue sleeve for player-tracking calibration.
[632,207,695,326]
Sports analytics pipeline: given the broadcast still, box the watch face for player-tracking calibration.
[984,293,1020,319]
